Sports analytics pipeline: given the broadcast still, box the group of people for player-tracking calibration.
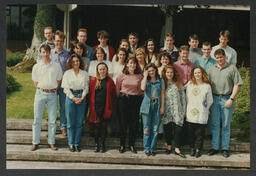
[31,27,243,159]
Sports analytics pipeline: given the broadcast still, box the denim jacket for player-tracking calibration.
[140,77,163,116]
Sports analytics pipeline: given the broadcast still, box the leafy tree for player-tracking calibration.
[14,5,57,72]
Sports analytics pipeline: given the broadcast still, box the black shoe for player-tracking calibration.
[207,149,219,156]
[195,150,201,158]
[145,151,151,156]
[119,146,126,153]
[100,145,106,153]
[174,151,186,158]
[129,146,137,154]
[151,151,156,156]
[74,145,81,152]
[158,133,163,140]
[190,149,196,157]
[94,144,100,153]
[165,149,172,155]
[222,150,230,158]
[69,145,75,152]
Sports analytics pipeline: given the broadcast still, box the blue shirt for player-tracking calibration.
[86,44,94,61]
[51,48,70,73]
[194,56,216,73]
[140,78,165,115]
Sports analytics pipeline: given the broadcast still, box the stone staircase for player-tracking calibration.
[6,118,250,169]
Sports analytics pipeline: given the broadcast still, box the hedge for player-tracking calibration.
[6,72,21,93]
[6,51,25,67]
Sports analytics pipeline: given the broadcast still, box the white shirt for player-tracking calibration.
[88,60,113,78]
[102,46,110,61]
[61,69,89,99]
[32,61,62,89]
[210,44,237,66]
[186,82,213,124]
[112,62,124,84]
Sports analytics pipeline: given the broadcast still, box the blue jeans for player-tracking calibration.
[142,101,161,152]
[65,93,86,146]
[32,90,57,144]
[57,88,66,130]
[210,95,234,150]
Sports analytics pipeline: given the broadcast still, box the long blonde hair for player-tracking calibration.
[95,62,109,89]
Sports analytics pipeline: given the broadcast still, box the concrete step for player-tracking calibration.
[6,161,217,169]
[7,118,64,131]
[6,144,250,168]
[6,118,242,135]
[7,130,250,152]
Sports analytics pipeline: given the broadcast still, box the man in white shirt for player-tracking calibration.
[31,44,62,151]
[210,30,237,66]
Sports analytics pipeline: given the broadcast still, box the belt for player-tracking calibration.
[71,89,83,94]
[151,97,158,103]
[37,87,56,93]
[213,93,231,97]
[120,92,138,97]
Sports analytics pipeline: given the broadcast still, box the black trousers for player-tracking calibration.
[94,111,107,145]
[187,121,206,150]
[118,94,141,147]
[163,122,183,148]
[109,98,120,136]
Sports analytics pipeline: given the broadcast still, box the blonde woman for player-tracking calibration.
[88,62,116,153]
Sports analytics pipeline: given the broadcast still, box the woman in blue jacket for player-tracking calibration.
[140,63,165,156]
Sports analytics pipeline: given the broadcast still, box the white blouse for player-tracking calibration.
[61,69,89,99]
[186,81,213,124]
[112,62,124,84]
[88,60,113,78]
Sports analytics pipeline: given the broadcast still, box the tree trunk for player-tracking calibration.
[14,5,56,72]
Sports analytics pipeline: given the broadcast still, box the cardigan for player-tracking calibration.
[88,77,116,123]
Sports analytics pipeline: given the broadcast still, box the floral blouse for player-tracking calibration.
[162,82,186,127]
[186,81,213,124]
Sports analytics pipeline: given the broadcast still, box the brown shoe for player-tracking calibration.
[31,144,39,151]
[46,132,48,137]
[49,144,58,151]
[61,129,67,136]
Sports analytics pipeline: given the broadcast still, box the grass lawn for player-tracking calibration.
[7,70,48,119]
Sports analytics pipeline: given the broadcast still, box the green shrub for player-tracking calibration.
[232,66,250,142]
[6,52,25,66]
[6,72,21,93]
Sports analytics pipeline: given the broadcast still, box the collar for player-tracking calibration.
[215,63,228,69]
[202,55,211,60]
[53,48,65,54]
[178,59,190,65]
[40,59,53,66]
[219,44,228,49]
[164,45,178,52]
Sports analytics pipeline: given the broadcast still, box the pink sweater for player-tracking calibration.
[115,72,143,96]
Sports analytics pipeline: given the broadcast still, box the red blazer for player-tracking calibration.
[88,77,116,123]
[93,45,115,62]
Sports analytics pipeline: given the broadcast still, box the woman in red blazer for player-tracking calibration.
[88,62,116,153]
